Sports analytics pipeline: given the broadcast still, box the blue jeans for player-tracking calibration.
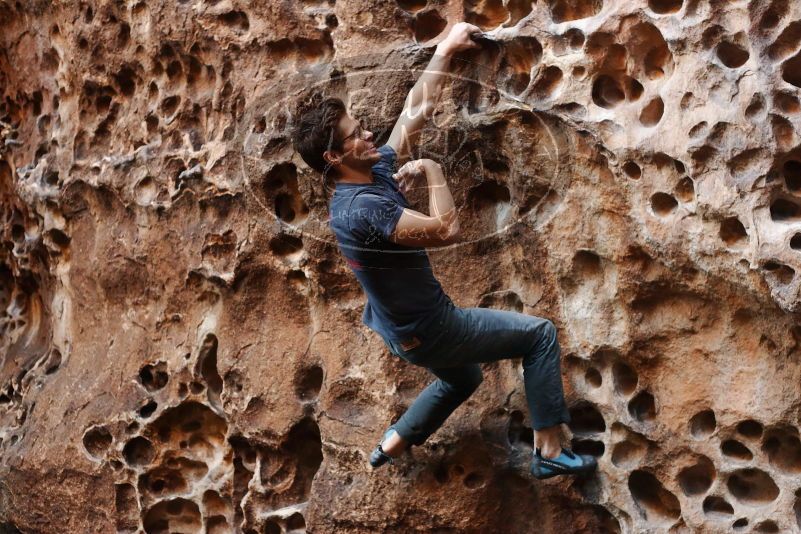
[381,299,571,446]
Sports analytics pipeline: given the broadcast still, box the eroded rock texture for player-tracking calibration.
[1,0,801,532]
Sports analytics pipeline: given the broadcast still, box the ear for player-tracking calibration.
[323,149,342,167]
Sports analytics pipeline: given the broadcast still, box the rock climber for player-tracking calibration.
[291,22,597,480]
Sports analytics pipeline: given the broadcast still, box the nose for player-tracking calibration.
[365,128,373,141]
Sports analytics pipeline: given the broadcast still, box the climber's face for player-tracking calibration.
[332,114,381,167]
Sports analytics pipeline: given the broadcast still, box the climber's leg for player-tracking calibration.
[389,364,483,446]
[385,306,570,446]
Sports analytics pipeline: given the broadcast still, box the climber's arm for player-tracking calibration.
[389,159,460,247]
[386,22,481,162]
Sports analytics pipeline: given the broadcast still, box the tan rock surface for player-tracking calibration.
[1,0,801,532]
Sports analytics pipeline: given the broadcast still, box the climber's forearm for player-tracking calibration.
[403,42,456,117]
[387,22,479,161]
[422,159,459,239]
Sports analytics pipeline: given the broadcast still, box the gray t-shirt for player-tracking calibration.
[328,145,450,343]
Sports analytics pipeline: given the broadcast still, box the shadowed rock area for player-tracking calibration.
[1,0,801,532]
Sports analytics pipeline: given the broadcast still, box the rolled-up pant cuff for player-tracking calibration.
[531,406,571,431]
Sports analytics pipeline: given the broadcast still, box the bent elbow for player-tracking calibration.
[439,220,461,245]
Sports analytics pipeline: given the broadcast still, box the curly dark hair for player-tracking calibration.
[291,94,347,176]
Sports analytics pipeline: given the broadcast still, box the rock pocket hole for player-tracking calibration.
[628,391,656,422]
[507,409,534,446]
[717,41,749,68]
[677,456,715,496]
[572,250,602,278]
[592,75,625,108]
[269,235,303,257]
[726,468,780,505]
[572,438,605,457]
[736,419,763,438]
[569,401,606,433]
[612,362,638,396]
[548,0,603,23]
[467,180,511,212]
[287,511,306,530]
[719,218,748,247]
[160,95,181,117]
[206,516,229,534]
[689,121,708,139]
[198,334,223,404]
[139,400,158,418]
[623,161,641,179]
[639,97,664,127]
[702,495,734,519]
[507,0,534,25]
[397,0,427,12]
[82,425,113,458]
[784,160,801,191]
[674,177,694,202]
[611,435,648,468]
[531,66,563,99]
[463,472,485,489]
[650,192,678,216]
[143,498,201,534]
[721,439,753,461]
[565,28,585,49]
[296,365,324,400]
[275,193,298,222]
[733,518,749,530]
[500,36,543,96]
[690,409,716,438]
[648,0,682,14]
[123,436,155,466]
[465,0,509,29]
[414,9,447,42]
[775,91,801,113]
[139,362,169,391]
[218,11,249,33]
[746,93,766,119]
[762,261,795,284]
[762,428,801,473]
[791,233,801,250]
[754,520,780,533]
[584,367,602,388]
[628,470,681,523]
[783,52,801,88]
[623,78,643,102]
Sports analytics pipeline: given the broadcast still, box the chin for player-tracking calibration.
[357,148,381,162]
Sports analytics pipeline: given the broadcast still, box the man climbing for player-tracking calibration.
[291,22,597,480]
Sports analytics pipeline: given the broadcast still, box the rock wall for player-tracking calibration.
[1,0,801,532]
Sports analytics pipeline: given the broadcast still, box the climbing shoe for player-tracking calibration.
[369,428,403,468]
[530,448,597,480]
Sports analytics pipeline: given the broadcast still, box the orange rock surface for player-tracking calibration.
[1,0,800,532]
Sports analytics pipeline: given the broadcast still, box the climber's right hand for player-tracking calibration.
[392,159,428,195]
[437,22,482,55]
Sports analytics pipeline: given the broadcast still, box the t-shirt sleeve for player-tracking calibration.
[370,144,399,189]
[350,192,405,244]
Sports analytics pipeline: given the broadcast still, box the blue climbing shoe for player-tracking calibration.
[369,428,401,468]
[530,448,597,479]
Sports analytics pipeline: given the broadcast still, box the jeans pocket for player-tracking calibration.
[389,338,422,361]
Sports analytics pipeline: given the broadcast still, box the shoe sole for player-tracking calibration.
[531,465,597,479]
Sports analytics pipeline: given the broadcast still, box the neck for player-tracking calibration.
[335,165,374,185]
